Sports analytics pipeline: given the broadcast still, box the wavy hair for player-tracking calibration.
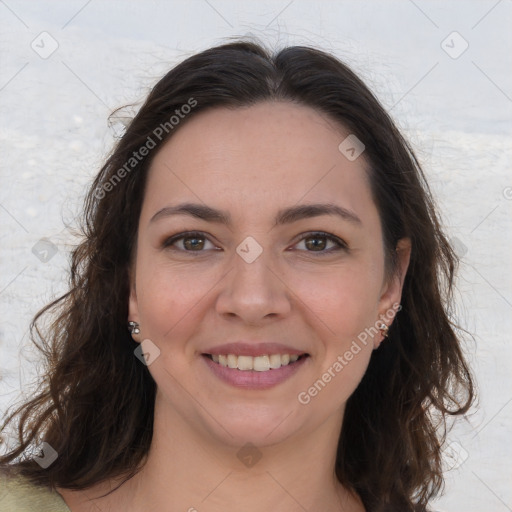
[0,40,474,511]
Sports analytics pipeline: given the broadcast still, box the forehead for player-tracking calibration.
[142,101,377,227]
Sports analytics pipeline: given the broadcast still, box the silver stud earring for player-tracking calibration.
[128,321,140,335]
[378,322,389,339]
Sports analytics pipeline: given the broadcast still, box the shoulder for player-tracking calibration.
[0,471,71,512]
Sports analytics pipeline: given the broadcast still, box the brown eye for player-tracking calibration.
[182,235,205,251]
[294,232,347,254]
[162,232,215,252]
[304,236,328,251]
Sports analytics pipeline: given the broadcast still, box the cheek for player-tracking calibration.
[295,270,378,408]
[134,253,224,347]
[309,344,373,413]
[290,260,382,340]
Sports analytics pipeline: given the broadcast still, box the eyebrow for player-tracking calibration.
[149,202,362,228]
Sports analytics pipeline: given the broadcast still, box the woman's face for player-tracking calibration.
[129,101,409,448]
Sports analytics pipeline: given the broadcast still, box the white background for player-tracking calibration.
[1,1,511,511]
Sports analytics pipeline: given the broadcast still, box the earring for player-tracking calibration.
[128,321,140,335]
[378,321,389,339]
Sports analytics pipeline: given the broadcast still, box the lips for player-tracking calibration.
[200,341,310,389]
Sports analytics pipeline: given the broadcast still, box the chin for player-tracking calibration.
[202,403,301,448]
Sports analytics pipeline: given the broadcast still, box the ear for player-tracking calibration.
[374,237,411,348]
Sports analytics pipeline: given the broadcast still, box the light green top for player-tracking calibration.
[0,473,71,512]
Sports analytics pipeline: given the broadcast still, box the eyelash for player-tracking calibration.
[161,231,348,255]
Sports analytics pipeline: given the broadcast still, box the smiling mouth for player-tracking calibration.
[203,353,309,372]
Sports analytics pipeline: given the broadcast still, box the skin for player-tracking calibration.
[57,101,410,511]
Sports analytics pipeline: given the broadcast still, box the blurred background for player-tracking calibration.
[1,1,511,510]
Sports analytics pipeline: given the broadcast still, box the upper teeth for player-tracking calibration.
[211,354,300,371]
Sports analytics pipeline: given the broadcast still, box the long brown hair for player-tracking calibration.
[0,40,474,511]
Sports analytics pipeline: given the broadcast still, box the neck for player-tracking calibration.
[58,391,364,512]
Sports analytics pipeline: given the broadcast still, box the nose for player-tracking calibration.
[215,245,292,325]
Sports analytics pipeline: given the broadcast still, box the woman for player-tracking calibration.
[0,40,474,511]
